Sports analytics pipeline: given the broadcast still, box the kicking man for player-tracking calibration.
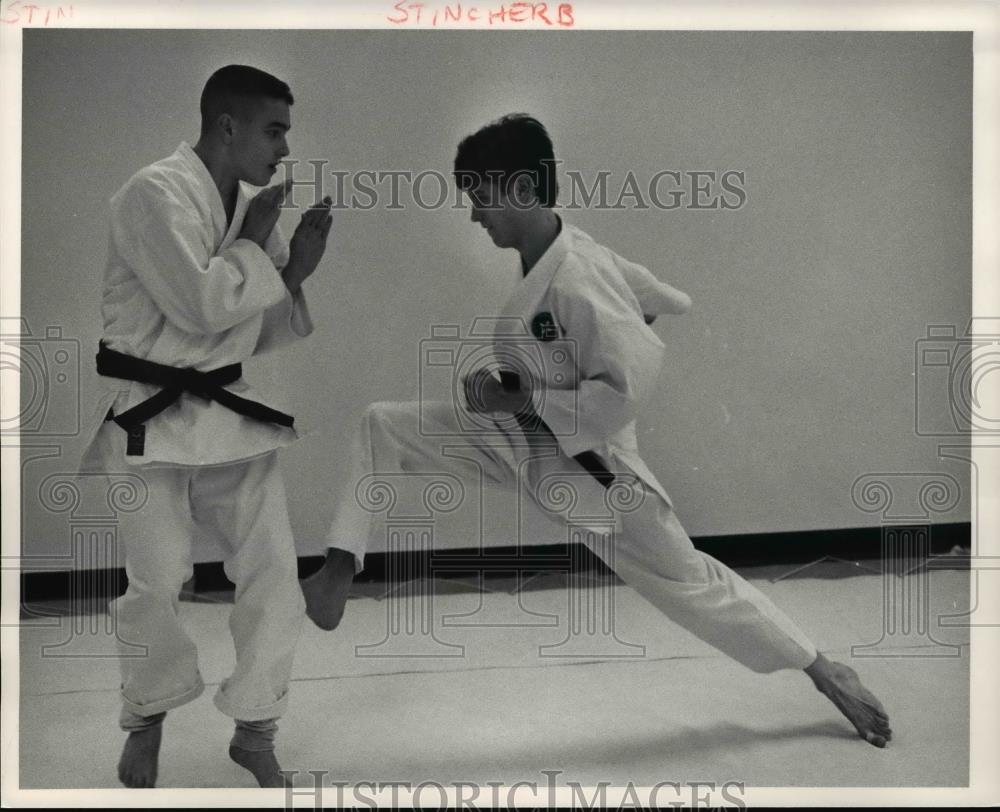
[303,114,892,749]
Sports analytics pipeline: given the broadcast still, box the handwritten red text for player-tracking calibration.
[2,1,75,25]
[388,2,574,27]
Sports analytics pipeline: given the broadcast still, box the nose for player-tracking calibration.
[277,137,290,159]
[470,207,482,224]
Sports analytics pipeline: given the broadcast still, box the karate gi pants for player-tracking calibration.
[98,431,306,722]
[329,402,817,674]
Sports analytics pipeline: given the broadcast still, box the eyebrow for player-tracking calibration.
[265,122,290,131]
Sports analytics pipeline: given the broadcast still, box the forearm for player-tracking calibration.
[253,287,314,355]
[280,257,306,294]
[113,193,286,334]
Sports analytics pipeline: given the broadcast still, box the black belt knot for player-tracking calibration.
[96,341,294,433]
[499,368,614,490]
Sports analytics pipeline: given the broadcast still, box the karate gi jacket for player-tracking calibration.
[496,220,691,505]
[80,142,312,470]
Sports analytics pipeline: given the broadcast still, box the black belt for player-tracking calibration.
[97,341,294,455]
[499,370,614,489]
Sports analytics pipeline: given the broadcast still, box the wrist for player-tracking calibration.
[239,230,266,249]
[282,270,302,294]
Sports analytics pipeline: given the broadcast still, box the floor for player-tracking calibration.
[17,560,970,791]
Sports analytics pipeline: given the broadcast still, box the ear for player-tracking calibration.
[218,113,235,144]
[512,173,538,206]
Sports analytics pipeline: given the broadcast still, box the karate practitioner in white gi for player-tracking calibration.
[80,65,336,787]
[302,114,892,748]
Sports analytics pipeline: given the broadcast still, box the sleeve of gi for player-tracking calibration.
[253,223,315,354]
[531,269,667,458]
[111,175,289,335]
[605,250,692,317]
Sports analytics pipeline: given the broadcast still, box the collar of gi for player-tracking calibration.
[521,215,567,279]
[176,141,240,238]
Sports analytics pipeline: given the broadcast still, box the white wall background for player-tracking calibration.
[17,30,971,565]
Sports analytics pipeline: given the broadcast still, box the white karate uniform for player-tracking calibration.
[80,142,308,721]
[330,219,817,674]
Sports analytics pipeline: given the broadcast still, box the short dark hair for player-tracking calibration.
[453,113,559,207]
[200,65,294,136]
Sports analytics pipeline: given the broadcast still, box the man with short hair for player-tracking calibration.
[304,113,892,750]
[81,64,334,787]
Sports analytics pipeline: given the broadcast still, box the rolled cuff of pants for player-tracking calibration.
[121,676,205,718]
[213,684,290,722]
[119,708,167,732]
[231,718,279,752]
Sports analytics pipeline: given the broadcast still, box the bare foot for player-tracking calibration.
[118,725,162,788]
[229,745,290,788]
[805,653,893,747]
[301,547,355,631]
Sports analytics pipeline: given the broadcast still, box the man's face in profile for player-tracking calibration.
[230,97,291,186]
[466,179,529,250]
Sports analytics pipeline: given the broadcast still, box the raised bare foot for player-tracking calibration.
[118,725,163,788]
[805,653,892,747]
[229,745,290,788]
[301,548,355,631]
